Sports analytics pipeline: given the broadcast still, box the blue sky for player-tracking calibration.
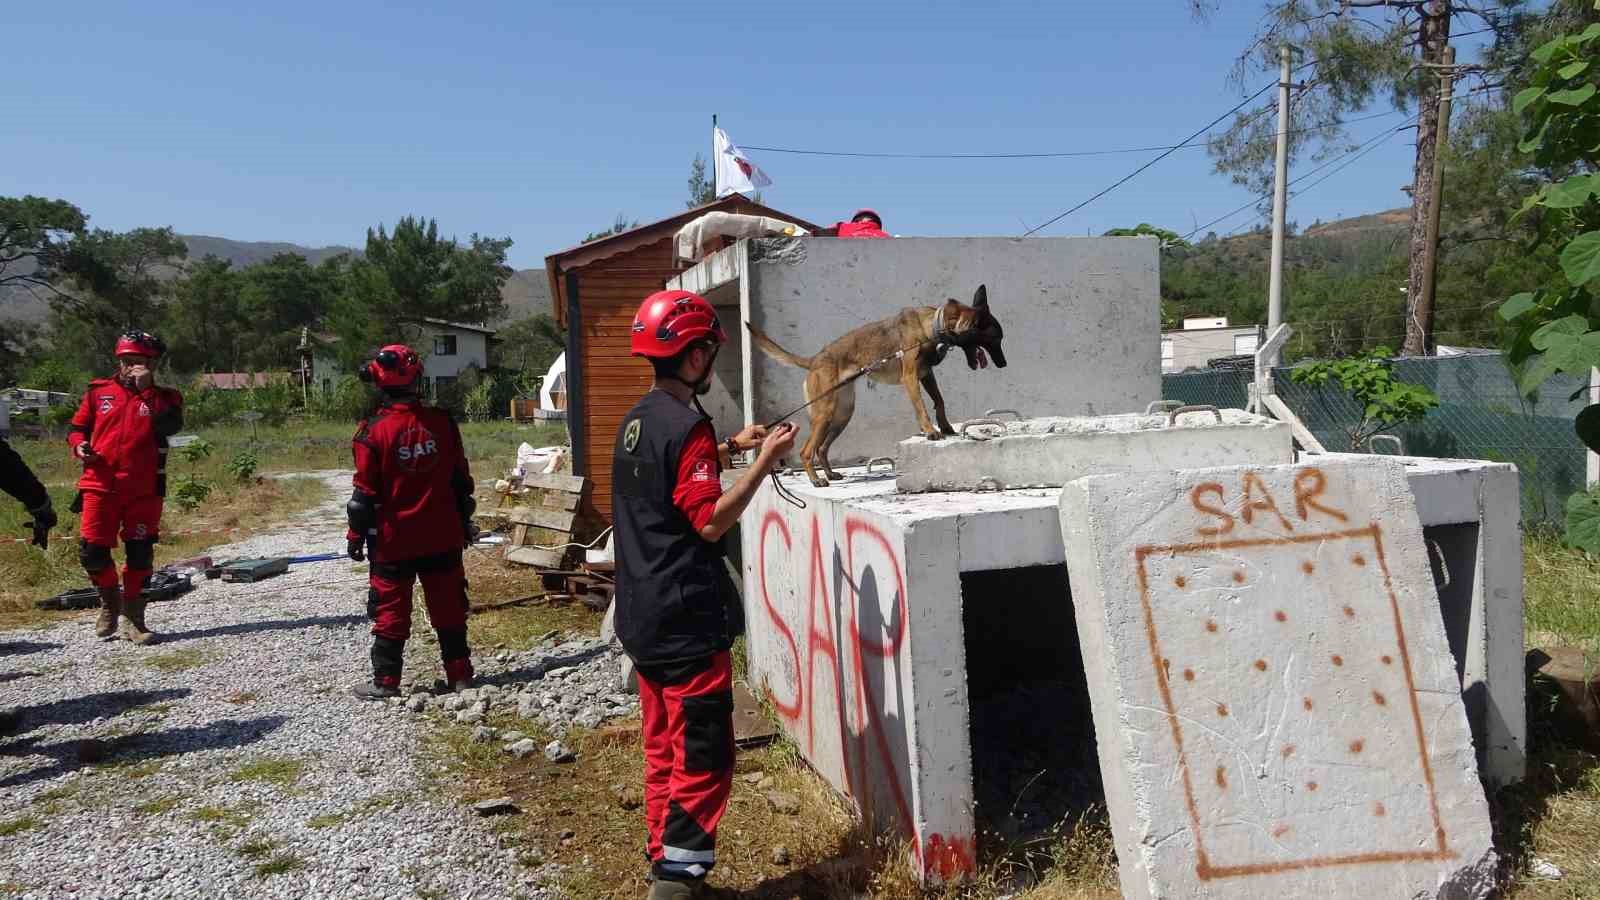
[2,2,1497,269]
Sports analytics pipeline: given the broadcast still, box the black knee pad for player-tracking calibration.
[436,627,469,662]
[78,540,113,573]
[123,538,156,570]
[681,690,735,773]
[371,635,404,679]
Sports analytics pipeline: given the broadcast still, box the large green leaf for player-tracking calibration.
[1499,292,1537,321]
[1518,351,1560,395]
[1581,22,1600,43]
[1565,490,1600,555]
[1546,174,1598,209]
[1577,405,1600,454]
[1526,315,1600,388]
[1548,84,1598,107]
[1560,60,1591,79]
[1561,231,1600,285]
[1533,35,1569,64]
[1514,86,1548,115]
[1520,117,1552,154]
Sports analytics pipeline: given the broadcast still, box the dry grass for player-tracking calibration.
[0,419,555,631]
[228,757,306,788]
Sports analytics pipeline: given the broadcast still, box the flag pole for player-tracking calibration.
[711,114,718,200]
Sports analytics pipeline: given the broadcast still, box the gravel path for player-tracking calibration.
[0,472,564,899]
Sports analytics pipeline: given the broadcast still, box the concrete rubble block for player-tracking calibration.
[1058,458,1496,899]
[896,409,1291,493]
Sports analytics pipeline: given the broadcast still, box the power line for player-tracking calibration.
[1021,79,1279,237]
[739,109,1402,161]
[1182,118,1416,239]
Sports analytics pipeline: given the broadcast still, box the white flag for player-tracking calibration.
[713,127,772,198]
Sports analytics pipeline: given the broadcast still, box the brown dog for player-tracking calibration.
[747,284,1007,487]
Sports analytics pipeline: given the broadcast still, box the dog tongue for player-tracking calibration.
[977,347,988,369]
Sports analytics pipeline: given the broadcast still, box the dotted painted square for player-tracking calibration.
[1135,524,1452,881]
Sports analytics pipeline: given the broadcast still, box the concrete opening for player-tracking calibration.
[961,564,1103,855]
[1425,522,1486,764]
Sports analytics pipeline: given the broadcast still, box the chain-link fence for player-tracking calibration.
[1163,352,1590,531]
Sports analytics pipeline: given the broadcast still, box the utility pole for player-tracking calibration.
[1266,44,1292,369]
[1412,44,1455,357]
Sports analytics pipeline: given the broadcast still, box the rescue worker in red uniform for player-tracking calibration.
[613,290,796,898]
[346,344,478,700]
[826,207,891,238]
[68,331,183,645]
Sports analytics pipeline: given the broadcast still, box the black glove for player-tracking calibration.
[461,517,478,548]
[25,500,56,550]
[347,535,366,562]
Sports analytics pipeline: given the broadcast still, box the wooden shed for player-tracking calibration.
[545,194,816,520]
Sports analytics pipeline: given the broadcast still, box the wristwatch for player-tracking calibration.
[724,437,740,455]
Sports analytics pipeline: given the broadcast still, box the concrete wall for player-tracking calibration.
[744,237,1161,464]
[740,453,1525,885]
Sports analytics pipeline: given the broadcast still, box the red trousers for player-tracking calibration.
[367,551,472,686]
[638,651,735,884]
[79,490,162,598]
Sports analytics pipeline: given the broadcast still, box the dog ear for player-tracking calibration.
[973,284,988,308]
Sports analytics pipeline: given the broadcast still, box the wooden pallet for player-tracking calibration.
[502,472,589,569]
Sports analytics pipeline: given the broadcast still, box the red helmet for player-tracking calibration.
[360,344,423,389]
[114,330,166,359]
[851,208,882,226]
[630,290,727,359]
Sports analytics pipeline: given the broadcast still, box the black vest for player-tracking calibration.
[612,390,731,665]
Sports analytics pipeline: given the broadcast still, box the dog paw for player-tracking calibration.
[924,431,945,441]
[809,476,830,488]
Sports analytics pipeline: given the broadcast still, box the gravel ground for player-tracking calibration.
[0,472,580,899]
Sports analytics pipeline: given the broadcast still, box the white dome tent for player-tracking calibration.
[538,352,567,417]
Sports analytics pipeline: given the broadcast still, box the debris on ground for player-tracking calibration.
[472,797,520,817]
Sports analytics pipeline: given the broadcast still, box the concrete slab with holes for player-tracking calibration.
[1057,458,1497,899]
[894,407,1291,493]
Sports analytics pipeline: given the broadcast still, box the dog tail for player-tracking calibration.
[745,321,815,369]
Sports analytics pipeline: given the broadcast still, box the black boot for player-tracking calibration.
[353,636,404,701]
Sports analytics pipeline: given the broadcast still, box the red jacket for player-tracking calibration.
[835,220,891,239]
[68,378,184,498]
[350,400,474,562]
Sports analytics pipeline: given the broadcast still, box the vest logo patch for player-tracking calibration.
[98,396,115,414]
[623,419,641,453]
[690,459,715,483]
[137,402,151,417]
[395,424,441,472]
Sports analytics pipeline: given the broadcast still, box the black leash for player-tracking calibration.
[759,336,946,510]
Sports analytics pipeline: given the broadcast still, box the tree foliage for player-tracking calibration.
[1287,346,1439,450]
[1104,223,1191,248]
[1489,14,1600,550]
[0,196,87,293]
[328,216,511,366]
[687,154,717,208]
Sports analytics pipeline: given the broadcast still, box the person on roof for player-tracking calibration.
[67,330,183,645]
[612,290,796,899]
[820,208,891,239]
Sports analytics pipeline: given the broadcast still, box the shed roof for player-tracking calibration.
[543,193,817,325]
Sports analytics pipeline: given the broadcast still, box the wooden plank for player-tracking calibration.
[511,524,529,546]
[506,546,567,568]
[522,471,587,493]
[508,507,577,532]
[1261,393,1328,453]
[540,492,581,512]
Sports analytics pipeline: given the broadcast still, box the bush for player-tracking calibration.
[226,449,259,483]
[171,474,212,511]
